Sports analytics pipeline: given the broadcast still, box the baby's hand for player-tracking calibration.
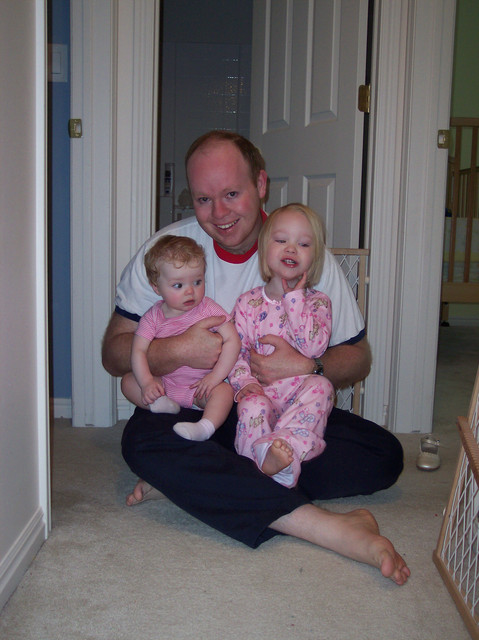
[191,372,221,402]
[236,382,265,402]
[141,380,165,405]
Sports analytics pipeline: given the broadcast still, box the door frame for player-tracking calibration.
[364,0,456,431]
[70,0,456,432]
[70,0,159,425]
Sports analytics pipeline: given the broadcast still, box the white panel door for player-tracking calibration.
[70,0,159,426]
[250,0,368,248]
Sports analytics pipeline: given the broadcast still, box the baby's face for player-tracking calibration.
[152,259,206,317]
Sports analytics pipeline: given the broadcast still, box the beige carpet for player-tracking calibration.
[0,326,477,640]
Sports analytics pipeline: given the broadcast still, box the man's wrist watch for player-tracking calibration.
[312,357,324,376]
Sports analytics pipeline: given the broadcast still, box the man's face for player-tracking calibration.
[187,141,267,255]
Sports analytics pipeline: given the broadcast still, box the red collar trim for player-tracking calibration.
[213,210,267,264]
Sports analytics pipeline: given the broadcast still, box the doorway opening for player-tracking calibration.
[155,0,374,245]
[433,0,479,435]
[156,0,254,232]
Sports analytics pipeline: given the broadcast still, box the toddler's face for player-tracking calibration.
[265,210,315,283]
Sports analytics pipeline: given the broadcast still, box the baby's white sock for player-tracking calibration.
[149,396,181,414]
[173,418,215,441]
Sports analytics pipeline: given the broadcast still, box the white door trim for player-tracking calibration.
[70,0,116,427]
[70,0,159,426]
[363,0,410,427]
[36,0,50,532]
[114,0,160,420]
[365,0,456,432]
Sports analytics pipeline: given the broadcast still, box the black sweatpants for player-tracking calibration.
[121,405,404,548]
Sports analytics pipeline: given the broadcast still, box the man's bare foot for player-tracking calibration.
[271,505,411,586]
[125,479,165,506]
[262,438,294,476]
[334,508,411,585]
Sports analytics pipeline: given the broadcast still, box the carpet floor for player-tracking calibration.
[0,325,477,640]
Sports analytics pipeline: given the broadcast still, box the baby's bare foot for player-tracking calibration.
[262,438,294,476]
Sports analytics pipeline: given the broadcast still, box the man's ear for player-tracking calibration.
[257,169,268,200]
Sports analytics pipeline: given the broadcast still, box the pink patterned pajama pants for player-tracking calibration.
[235,374,334,487]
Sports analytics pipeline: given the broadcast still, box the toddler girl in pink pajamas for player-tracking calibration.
[229,204,334,488]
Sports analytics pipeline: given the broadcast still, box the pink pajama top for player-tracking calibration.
[229,286,332,396]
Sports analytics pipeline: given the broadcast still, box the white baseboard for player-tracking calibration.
[117,398,135,421]
[0,508,46,611]
[52,397,72,419]
[53,397,133,423]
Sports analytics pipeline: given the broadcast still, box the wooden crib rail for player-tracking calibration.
[330,248,369,415]
[448,118,479,278]
[442,117,479,318]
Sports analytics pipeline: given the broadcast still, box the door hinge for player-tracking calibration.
[69,118,82,138]
[358,84,370,114]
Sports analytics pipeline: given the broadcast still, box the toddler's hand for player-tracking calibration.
[282,272,307,293]
[236,382,264,402]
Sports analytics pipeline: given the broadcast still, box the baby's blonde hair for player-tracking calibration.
[144,235,205,285]
[258,203,326,287]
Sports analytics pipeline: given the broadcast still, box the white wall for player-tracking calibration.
[0,0,49,610]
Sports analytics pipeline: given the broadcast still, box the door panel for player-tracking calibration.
[250,0,368,248]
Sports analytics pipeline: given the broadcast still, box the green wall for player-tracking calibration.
[448,0,479,323]
[451,0,479,118]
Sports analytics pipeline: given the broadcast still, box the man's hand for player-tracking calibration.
[249,334,373,390]
[250,335,311,386]
[101,311,225,378]
[180,316,225,370]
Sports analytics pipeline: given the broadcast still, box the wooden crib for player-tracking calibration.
[331,248,369,415]
[441,117,479,324]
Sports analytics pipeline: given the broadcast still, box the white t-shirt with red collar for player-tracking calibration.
[114,214,365,347]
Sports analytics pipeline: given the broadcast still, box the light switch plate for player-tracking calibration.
[49,44,68,83]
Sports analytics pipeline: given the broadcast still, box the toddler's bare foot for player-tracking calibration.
[125,479,165,506]
[262,438,294,476]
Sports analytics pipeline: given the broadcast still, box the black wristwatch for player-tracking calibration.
[312,357,324,376]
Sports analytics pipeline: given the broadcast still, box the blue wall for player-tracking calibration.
[49,0,71,399]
